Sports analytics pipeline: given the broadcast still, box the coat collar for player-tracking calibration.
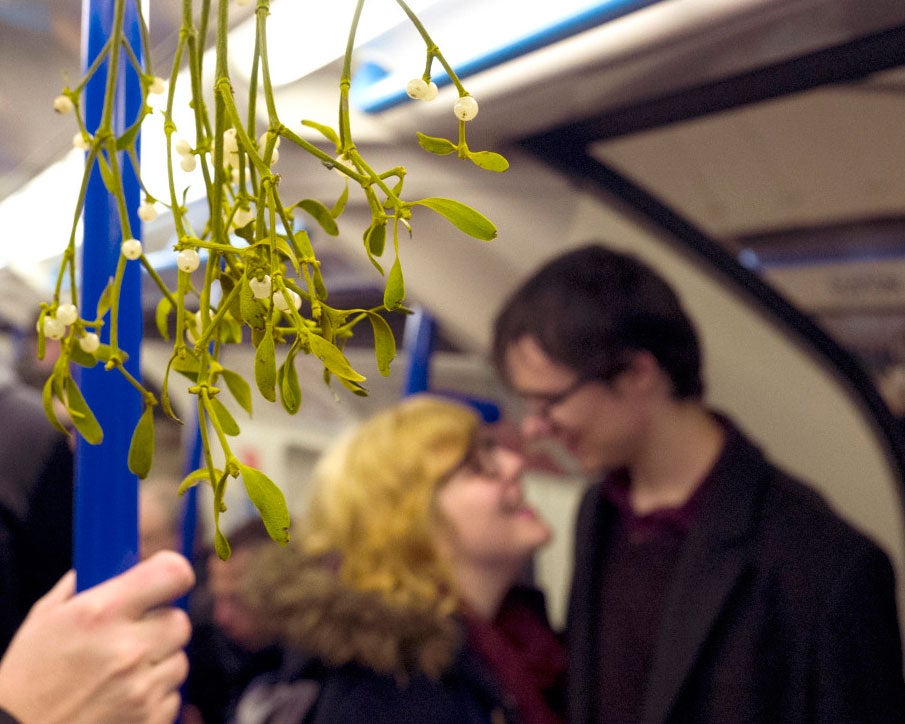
[260,556,463,683]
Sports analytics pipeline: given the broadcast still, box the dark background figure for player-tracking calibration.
[0,318,73,655]
[182,517,286,724]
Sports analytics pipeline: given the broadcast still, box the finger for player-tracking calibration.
[155,649,190,692]
[152,692,183,724]
[145,653,190,724]
[149,690,183,724]
[103,653,188,724]
[141,607,193,662]
[19,570,77,624]
[33,569,77,609]
[90,551,195,619]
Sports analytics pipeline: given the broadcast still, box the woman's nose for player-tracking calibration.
[520,410,553,440]
[496,445,525,480]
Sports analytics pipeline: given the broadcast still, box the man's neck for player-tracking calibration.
[627,402,725,515]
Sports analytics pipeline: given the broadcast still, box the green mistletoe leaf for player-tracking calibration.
[254,332,277,402]
[297,199,339,236]
[364,221,387,258]
[177,467,221,495]
[209,396,240,436]
[95,278,115,320]
[416,132,457,156]
[411,197,497,241]
[127,405,155,479]
[466,149,510,172]
[331,183,349,219]
[220,368,253,416]
[278,348,302,414]
[237,462,291,545]
[64,376,103,444]
[41,373,70,436]
[301,119,341,151]
[365,310,395,376]
[155,296,173,339]
[307,333,366,383]
[239,276,267,331]
[383,256,405,311]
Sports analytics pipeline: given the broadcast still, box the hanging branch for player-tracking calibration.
[42,0,508,558]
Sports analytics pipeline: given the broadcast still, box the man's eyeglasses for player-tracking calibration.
[519,375,595,421]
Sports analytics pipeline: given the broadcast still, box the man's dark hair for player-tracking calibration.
[492,244,704,399]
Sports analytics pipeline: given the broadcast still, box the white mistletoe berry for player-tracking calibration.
[54,95,74,114]
[149,76,166,95]
[248,274,272,299]
[174,138,193,156]
[55,303,78,326]
[272,288,301,312]
[223,128,239,155]
[406,78,429,100]
[258,131,281,150]
[121,238,143,260]
[177,248,201,273]
[180,154,197,173]
[187,310,213,344]
[137,202,158,222]
[72,132,89,150]
[43,316,65,340]
[79,332,101,354]
[332,153,353,177]
[422,81,439,101]
[454,95,479,121]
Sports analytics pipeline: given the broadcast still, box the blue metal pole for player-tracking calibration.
[75,0,143,591]
[401,306,436,395]
[400,306,500,422]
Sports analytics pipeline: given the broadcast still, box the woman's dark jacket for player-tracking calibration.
[231,558,563,724]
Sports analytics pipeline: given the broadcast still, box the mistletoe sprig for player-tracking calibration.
[39,0,508,559]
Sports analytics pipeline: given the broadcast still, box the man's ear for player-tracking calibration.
[614,350,662,395]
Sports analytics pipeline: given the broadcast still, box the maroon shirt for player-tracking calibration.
[594,467,712,723]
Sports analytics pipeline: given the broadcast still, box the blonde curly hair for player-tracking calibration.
[250,394,480,622]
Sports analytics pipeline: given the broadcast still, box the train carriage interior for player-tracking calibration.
[1,0,905,630]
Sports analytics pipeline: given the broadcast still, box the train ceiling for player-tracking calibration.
[2,0,905,383]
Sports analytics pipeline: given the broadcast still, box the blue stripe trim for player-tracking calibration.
[356,0,664,113]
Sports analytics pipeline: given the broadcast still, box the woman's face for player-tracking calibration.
[434,432,552,574]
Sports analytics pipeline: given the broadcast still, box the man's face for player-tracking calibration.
[503,335,647,476]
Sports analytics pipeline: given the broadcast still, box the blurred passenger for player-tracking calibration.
[492,244,905,722]
[0,322,73,655]
[0,549,195,724]
[233,394,565,724]
[183,517,287,724]
[139,475,183,559]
